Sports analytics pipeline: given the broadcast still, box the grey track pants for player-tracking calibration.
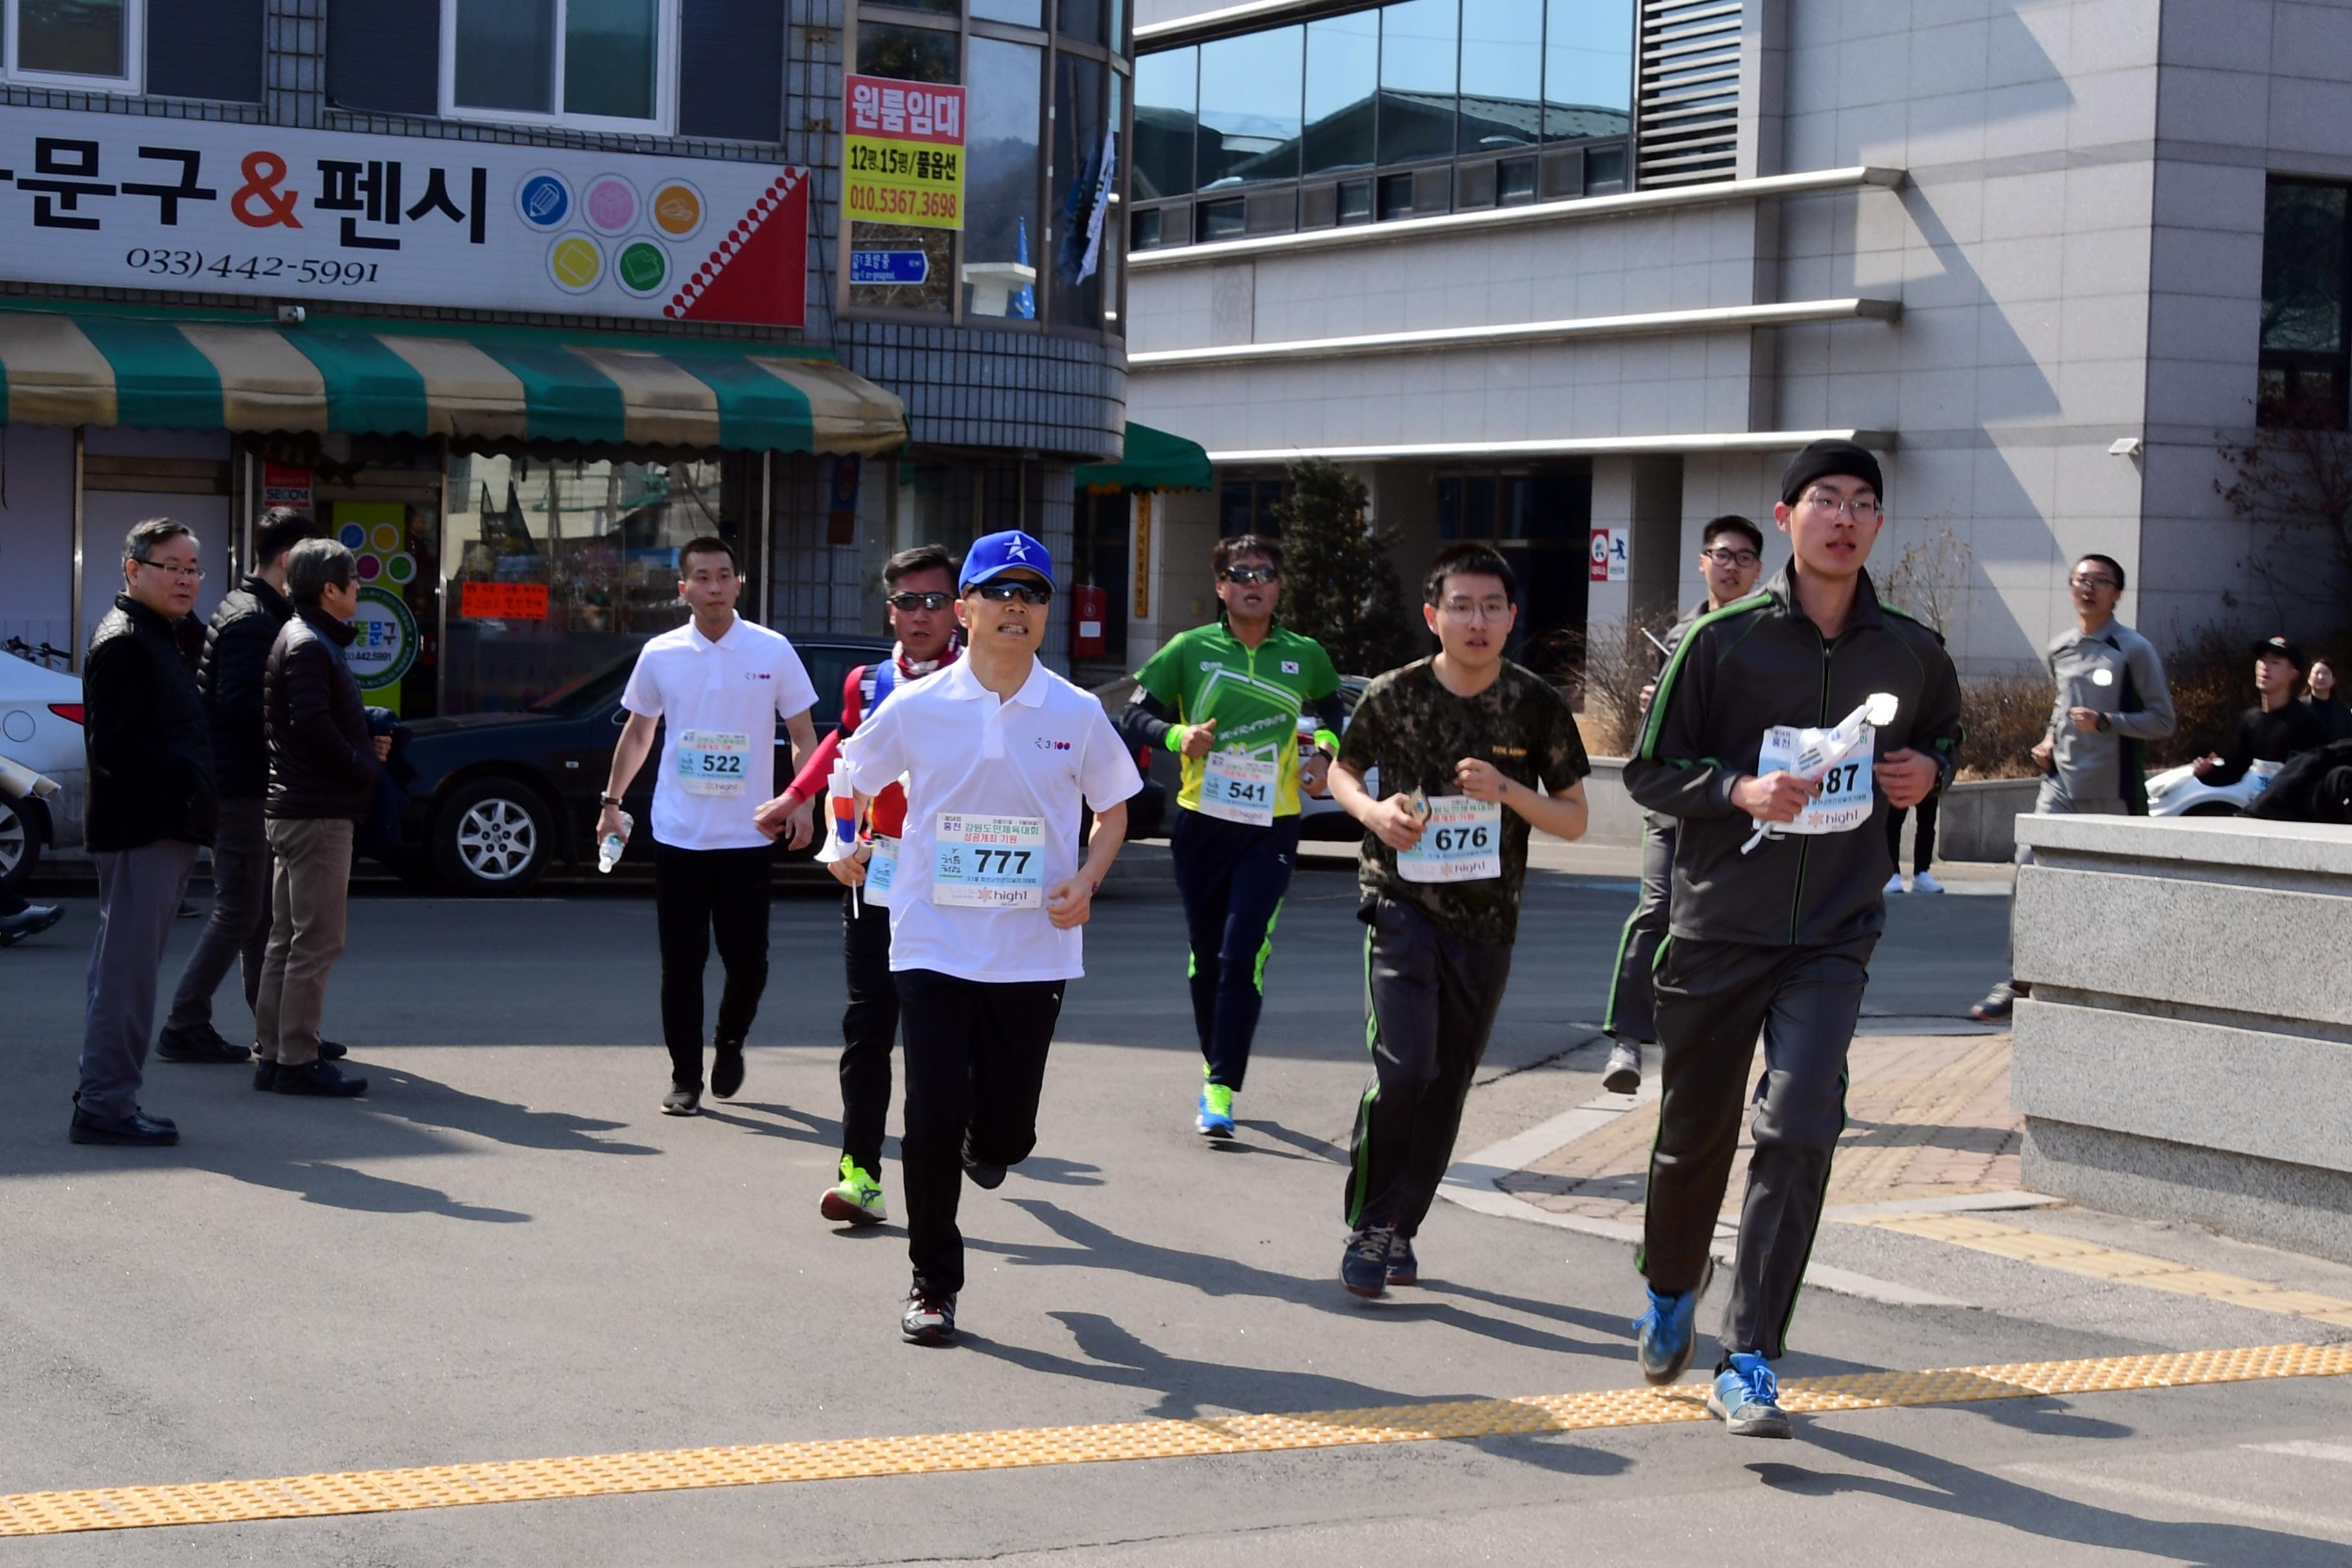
[77,838,201,1121]
[1640,933,1874,1361]
[1602,819,1674,1044]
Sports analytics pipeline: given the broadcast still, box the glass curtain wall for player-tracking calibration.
[2260,178,2351,428]
[847,0,1132,333]
[1132,0,1634,248]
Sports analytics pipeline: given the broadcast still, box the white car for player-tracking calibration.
[2144,758,2278,818]
[0,648,86,886]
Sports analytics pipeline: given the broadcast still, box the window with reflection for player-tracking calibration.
[1458,0,1541,154]
[2260,178,2350,427]
[1052,52,1111,323]
[972,0,1043,22]
[1378,0,1455,166]
[1060,0,1106,45]
[1198,27,1302,190]
[1135,46,1197,199]
[1544,0,1632,141]
[965,37,1045,320]
[1304,10,1378,176]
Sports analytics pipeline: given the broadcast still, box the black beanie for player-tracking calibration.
[1780,439,1884,507]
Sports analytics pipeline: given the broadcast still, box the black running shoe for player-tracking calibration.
[710,1044,745,1101]
[901,1286,957,1345]
[662,1086,701,1117]
[961,1139,1006,1190]
[1385,1234,1419,1287]
[251,1060,278,1093]
[1341,1224,1395,1298]
[155,1023,249,1064]
[272,1061,368,1098]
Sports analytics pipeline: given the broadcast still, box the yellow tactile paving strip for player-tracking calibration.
[1850,1214,2352,1329]
[4,1344,2348,1538]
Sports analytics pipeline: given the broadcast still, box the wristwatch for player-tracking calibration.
[598,794,623,807]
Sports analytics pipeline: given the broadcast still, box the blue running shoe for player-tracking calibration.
[1707,1353,1792,1438]
[1196,1083,1235,1138]
[1632,1257,1712,1385]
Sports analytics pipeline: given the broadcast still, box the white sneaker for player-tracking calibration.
[1911,871,1946,894]
[1883,873,1905,895]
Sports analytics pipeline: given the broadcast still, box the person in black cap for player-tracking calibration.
[2193,636,2328,789]
[1622,437,1962,1440]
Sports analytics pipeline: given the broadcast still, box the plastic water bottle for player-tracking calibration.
[597,810,632,874]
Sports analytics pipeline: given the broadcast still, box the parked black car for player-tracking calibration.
[391,636,1163,894]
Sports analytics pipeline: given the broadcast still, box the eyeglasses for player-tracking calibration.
[2068,573,2119,591]
[1801,491,1881,520]
[1439,597,1511,624]
[887,591,951,612]
[1700,548,1760,568]
[134,558,205,581]
[974,580,1053,605]
[1219,565,1279,585]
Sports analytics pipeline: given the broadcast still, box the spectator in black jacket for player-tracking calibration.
[253,540,385,1098]
[72,519,217,1147]
[158,508,323,1065]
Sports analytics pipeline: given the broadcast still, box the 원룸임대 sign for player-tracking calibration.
[844,75,965,231]
[0,108,810,326]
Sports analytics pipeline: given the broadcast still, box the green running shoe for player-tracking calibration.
[1196,1082,1235,1138]
[820,1157,888,1226]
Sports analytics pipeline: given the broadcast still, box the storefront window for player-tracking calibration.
[1378,0,1455,165]
[446,0,671,129]
[441,453,740,713]
[1198,27,1302,190]
[1134,46,1196,200]
[1459,0,1542,154]
[1304,12,1378,177]
[1050,52,1111,326]
[14,0,131,81]
[965,37,1045,321]
[1544,0,1632,141]
[847,23,961,314]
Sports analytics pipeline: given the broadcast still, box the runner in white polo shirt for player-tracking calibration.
[832,529,1139,1346]
[596,536,818,1117]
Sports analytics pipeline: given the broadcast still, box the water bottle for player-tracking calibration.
[597,810,632,874]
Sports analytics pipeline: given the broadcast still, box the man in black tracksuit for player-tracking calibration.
[1624,440,1962,1439]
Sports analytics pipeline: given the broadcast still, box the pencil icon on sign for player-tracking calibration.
[527,184,563,222]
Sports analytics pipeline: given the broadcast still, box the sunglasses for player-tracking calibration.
[1219,565,1279,585]
[974,580,1053,605]
[887,591,952,612]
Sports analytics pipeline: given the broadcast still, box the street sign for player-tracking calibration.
[850,250,929,286]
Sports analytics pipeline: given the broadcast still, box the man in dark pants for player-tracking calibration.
[158,507,333,1065]
[785,543,963,1225]
[1602,514,1763,1093]
[1328,544,1591,1298]
[72,518,218,1146]
[598,537,818,1115]
[1627,440,1962,1439]
[1118,533,1347,1137]
[836,531,1139,1345]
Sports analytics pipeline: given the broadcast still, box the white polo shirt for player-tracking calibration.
[620,614,818,852]
[842,656,1141,983]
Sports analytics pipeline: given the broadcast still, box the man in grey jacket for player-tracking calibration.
[1971,553,2173,1021]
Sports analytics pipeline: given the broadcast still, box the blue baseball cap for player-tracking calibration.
[960,529,1054,591]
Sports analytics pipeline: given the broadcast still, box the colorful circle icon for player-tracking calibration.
[386,553,416,585]
[370,522,401,552]
[516,172,573,229]
[616,240,670,297]
[338,522,366,549]
[650,179,705,239]
[548,234,605,293]
[583,175,639,235]
[357,554,382,581]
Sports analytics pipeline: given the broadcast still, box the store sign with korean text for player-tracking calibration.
[0,108,810,326]
[844,75,965,231]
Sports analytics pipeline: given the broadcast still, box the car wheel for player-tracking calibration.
[432,778,553,895]
[0,796,41,890]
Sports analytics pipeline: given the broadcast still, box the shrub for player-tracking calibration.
[1268,459,1416,678]
[1574,611,1681,758]
[1955,673,2051,781]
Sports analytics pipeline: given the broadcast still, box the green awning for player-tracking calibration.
[1076,422,1213,493]
[0,303,905,455]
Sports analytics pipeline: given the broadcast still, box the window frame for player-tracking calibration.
[436,0,681,137]
[3,0,143,93]
[2258,175,2352,431]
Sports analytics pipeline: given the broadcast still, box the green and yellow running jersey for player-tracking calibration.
[1134,620,1342,818]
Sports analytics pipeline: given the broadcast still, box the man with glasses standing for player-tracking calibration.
[832,531,1139,1345]
[1601,514,1763,1095]
[1628,441,1961,1438]
[779,544,963,1226]
[1970,553,2173,1022]
[1119,534,1348,1138]
[72,520,218,1145]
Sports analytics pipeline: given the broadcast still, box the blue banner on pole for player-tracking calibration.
[850,250,930,286]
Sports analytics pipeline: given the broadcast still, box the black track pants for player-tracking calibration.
[1171,808,1300,1092]
[1602,819,1675,1045]
[1640,933,1873,1360]
[839,889,898,1172]
[1344,897,1513,1240]
[653,843,772,1090]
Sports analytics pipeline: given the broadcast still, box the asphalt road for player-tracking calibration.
[3,867,2349,1564]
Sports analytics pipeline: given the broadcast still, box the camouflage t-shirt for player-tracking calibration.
[1338,657,1591,946]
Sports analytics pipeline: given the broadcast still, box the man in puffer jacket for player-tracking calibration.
[254,539,386,1098]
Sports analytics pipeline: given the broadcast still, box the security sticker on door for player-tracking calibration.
[675,730,752,796]
[932,813,1045,908]
[1199,748,1278,827]
[1396,794,1503,883]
